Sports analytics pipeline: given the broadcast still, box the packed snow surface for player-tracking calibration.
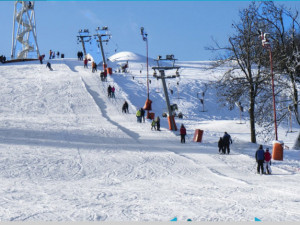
[0,52,299,221]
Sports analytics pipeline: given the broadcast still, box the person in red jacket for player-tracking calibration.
[180,124,186,143]
[84,58,88,68]
[264,148,272,174]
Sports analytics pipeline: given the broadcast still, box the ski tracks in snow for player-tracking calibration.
[79,74,141,142]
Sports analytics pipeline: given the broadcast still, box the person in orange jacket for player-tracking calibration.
[180,124,186,143]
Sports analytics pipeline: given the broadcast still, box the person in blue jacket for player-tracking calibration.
[255,145,265,174]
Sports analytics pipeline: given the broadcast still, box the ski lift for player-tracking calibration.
[178,112,183,119]
[168,82,174,95]
[171,104,178,111]
[156,79,160,93]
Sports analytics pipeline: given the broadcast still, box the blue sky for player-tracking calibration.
[1,1,300,61]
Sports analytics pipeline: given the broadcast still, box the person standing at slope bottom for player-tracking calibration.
[180,124,186,143]
[222,132,232,154]
[140,107,145,122]
[111,86,115,98]
[264,148,272,175]
[107,85,112,98]
[136,109,142,123]
[218,137,224,154]
[84,58,88,68]
[155,116,160,131]
[255,145,265,175]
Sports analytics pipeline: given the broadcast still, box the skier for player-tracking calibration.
[136,109,142,123]
[218,137,224,154]
[255,145,265,175]
[46,62,53,71]
[180,124,186,143]
[222,132,232,154]
[122,101,129,113]
[155,116,161,131]
[140,107,145,122]
[49,50,52,59]
[84,58,88,68]
[39,55,43,64]
[111,86,115,98]
[264,148,272,174]
[151,119,156,130]
[107,85,112,98]
[92,61,97,73]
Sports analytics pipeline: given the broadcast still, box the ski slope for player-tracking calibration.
[0,53,299,221]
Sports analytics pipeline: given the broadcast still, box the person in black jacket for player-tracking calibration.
[140,108,145,122]
[122,101,129,113]
[255,145,265,174]
[218,137,224,154]
[46,62,53,71]
[222,132,232,154]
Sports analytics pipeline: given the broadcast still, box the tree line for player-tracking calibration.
[208,1,300,144]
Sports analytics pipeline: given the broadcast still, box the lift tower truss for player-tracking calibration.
[11,1,40,59]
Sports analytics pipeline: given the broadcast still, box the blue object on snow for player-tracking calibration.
[170,217,177,222]
[255,217,262,221]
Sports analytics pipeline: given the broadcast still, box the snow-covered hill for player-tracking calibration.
[0,53,299,221]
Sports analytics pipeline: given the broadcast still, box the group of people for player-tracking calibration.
[0,55,6,63]
[151,116,161,131]
[49,50,60,59]
[134,108,162,132]
[136,108,146,123]
[218,132,233,154]
[77,51,84,61]
[107,85,115,98]
[255,145,272,175]
[100,71,108,82]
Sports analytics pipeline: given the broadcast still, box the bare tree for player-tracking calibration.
[207,2,272,143]
[259,1,300,125]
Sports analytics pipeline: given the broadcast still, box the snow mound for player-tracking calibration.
[108,51,148,62]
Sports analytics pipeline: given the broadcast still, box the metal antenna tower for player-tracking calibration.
[11,1,40,59]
